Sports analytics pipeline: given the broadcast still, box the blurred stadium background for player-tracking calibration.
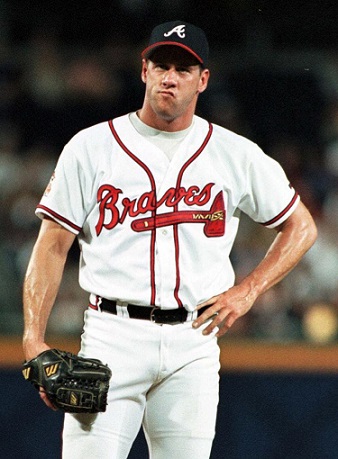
[1,1,338,458]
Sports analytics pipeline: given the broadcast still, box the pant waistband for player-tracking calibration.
[92,297,209,325]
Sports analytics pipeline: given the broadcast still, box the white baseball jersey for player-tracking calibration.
[36,113,299,310]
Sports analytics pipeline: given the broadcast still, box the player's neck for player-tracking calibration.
[137,106,194,132]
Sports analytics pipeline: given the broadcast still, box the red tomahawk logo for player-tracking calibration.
[131,191,225,237]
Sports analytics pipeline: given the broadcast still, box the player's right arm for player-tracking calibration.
[22,217,76,362]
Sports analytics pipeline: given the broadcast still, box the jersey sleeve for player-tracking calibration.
[36,139,89,234]
[238,144,300,228]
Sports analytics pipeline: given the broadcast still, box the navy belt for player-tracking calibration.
[99,298,209,324]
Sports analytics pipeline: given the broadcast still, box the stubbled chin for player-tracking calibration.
[153,101,178,121]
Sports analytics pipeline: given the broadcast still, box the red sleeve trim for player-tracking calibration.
[262,192,299,227]
[36,205,82,233]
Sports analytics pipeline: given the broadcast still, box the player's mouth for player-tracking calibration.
[159,90,175,97]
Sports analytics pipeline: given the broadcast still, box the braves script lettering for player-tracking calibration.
[95,183,215,235]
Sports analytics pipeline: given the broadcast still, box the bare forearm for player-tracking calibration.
[22,219,75,360]
[23,247,66,357]
[241,202,318,303]
[194,201,317,336]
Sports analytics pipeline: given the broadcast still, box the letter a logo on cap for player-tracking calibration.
[164,25,186,38]
[142,21,209,67]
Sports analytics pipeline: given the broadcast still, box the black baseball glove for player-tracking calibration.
[22,348,112,413]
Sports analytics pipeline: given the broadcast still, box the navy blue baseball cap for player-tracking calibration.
[142,21,209,67]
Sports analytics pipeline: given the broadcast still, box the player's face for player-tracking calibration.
[140,46,209,129]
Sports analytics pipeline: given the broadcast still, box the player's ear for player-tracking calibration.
[141,59,148,83]
[197,68,210,94]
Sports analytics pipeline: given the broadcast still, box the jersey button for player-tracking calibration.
[162,229,168,236]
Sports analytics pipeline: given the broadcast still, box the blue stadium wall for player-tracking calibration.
[2,369,338,459]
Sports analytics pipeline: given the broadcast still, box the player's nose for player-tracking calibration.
[162,68,177,86]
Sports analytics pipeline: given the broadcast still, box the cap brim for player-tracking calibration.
[141,42,204,65]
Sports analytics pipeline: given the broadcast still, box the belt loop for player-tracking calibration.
[116,305,130,318]
[96,295,102,310]
[188,310,197,322]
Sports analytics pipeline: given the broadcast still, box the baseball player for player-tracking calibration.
[23,21,317,459]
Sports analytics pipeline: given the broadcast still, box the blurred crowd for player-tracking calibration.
[1,13,338,343]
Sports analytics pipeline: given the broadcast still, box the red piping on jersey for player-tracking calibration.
[262,191,299,227]
[173,122,213,307]
[108,119,157,305]
[108,119,213,308]
[36,205,82,232]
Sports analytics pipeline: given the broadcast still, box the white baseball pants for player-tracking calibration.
[62,308,220,459]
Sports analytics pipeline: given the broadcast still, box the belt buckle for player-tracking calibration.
[150,306,161,323]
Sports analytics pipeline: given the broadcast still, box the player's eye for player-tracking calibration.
[154,63,168,70]
[176,67,190,73]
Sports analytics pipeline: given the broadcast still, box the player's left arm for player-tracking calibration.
[193,200,317,337]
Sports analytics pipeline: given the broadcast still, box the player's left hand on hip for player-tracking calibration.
[192,286,255,337]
